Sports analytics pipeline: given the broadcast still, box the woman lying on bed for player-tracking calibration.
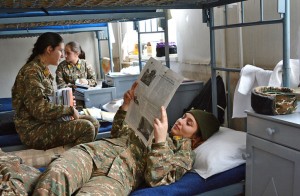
[31,82,220,195]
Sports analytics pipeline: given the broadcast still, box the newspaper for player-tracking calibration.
[125,57,184,146]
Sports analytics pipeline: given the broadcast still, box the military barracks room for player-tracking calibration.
[0,0,300,195]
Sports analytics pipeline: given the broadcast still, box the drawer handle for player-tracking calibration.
[266,128,275,135]
[242,153,250,160]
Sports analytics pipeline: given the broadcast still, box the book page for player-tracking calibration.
[86,107,102,119]
[75,79,89,89]
[125,57,184,146]
[53,87,73,121]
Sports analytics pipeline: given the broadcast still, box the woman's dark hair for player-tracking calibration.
[27,32,63,63]
[66,41,85,59]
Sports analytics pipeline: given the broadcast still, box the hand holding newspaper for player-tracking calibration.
[125,57,184,146]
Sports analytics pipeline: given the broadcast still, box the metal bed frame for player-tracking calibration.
[204,0,291,120]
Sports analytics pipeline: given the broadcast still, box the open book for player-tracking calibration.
[75,79,90,89]
[125,57,184,146]
[54,87,74,121]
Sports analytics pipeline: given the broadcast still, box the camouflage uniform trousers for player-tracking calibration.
[33,141,129,196]
[0,149,41,195]
[24,115,99,150]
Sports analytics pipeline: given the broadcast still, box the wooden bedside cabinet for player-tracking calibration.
[245,111,300,196]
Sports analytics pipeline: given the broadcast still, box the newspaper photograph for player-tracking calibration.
[125,57,184,146]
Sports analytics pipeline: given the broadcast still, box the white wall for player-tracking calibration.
[241,0,300,68]
[0,32,111,98]
[172,9,211,65]
[171,0,300,69]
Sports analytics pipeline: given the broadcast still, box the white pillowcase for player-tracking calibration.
[192,127,246,179]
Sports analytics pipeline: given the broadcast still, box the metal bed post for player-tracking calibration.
[163,10,170,68]
[260,0,263,21]
[222,68,241,127]
[207,8,218,118]
[282,0,290,87]
[134,21,143,72]
[241,1,245,23]
[107,23,114,72]
[96,30,104,79]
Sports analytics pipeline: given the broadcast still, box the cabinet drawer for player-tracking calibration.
[247,115,300,151]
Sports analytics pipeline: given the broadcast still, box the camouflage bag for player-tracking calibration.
[251,86,297,115]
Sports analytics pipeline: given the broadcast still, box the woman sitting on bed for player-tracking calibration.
[33,82,220,195]
[11,32,99,150]
[56,41,97,89]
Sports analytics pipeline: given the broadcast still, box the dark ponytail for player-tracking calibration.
[66,41,85,60]
[79,47,86,59]
[27,32,63,63]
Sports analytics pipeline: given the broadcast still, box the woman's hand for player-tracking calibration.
[72,107,80,120]
[121,81,138,111]
[79,78,89,85]
[153,106,168,143]
[73,96,76,107]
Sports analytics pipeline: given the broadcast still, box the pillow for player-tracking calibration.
[192,127,246,179]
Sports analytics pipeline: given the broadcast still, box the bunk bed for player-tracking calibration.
[1,0,291,195]
[202,0,291,195]
[205,0,291,118]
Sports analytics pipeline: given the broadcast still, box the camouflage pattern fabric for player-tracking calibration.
[56,59,97,89]
[252,86,297,115]
[275,94,297,114]
[12,57,99,150]
[33,109,194,195]
[19,115,99,150]
[0,149,41,195]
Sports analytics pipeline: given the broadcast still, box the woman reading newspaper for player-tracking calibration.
[33,82,220,195]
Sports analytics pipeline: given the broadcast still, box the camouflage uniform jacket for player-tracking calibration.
[0,149,41,195]
[56,59,97,89]
[80,109,195,190]
[12,57,74,141]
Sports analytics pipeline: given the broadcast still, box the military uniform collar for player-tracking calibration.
[67,59,81,70]
[34,56,52,78]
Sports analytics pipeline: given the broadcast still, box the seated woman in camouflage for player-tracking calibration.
[33,83,220,195]
[56,41,97,89]
[11,32,99,150]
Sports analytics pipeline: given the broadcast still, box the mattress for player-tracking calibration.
[130,164,245,195]
[0,122,112,148]
[0,98,113,148]
[0,98,13,112]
